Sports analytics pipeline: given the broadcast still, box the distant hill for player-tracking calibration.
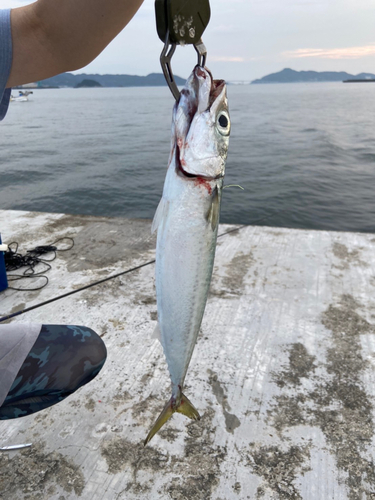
[75,79,102,88]
[39,72,186,88]
[251,68,375,84]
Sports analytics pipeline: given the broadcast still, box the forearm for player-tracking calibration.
[7,0,144,87]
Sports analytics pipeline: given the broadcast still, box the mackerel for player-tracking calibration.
[145,65,230,445]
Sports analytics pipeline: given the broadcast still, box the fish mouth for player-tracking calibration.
[194,66,225,109]
[180,68,226,124]
[173,66,227,181]
[175,145,223,181]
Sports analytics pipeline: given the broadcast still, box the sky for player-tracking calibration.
[1,0,375,81]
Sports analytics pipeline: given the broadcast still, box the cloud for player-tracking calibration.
[210,56,245,62]
[283,45,375,59]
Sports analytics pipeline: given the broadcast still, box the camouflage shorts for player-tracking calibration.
[0,324,107,419]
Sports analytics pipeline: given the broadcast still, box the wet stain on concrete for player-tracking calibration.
[210,251,255,298]
[138,295,156,306]
[100,407,227,499]
[108,318,125,330]
[76,268,155,309]
[150,311,158,321]
[332,242,367,269]
[247,443,312,499]
[158,426,181,443]
[46,214,99,233]
[233,481,241,494]
[274,342,316,388]
[223,251,255,295]
[167,408,227,499]
[223,227,243,237]
[0,441,84,498]
[267,230,284,237]
[140,372,153,386]
[9,302,26,315]
[101,437,168,475]
[0,302,27,321]
[268,294,375,499]
[130,393,162,426]
[111,389,132,410]
[60,219,156,272]
[318,294,375,498]
[84,397,96,412]
[208,369,241,433]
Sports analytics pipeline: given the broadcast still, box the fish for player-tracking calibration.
[144,65,230,446]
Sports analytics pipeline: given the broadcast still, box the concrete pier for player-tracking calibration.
[0,209,375,499]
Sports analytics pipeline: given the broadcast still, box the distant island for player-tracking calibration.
[251,68,375,84]
[75,79,102,88]
[343,79,375,83]
[37,72,186,88]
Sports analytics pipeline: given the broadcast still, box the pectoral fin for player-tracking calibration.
[205,186,220,231]
[151,198,169,234]
[151,323,161,342]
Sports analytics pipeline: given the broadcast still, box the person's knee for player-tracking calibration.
[93,335,107,370]
[62,326,107,391]
[77,327,107,381]
[86,327,107,366]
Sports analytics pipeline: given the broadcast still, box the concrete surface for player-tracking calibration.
[1,209,375,499]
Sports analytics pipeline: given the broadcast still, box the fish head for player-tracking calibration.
[174,66,230,179]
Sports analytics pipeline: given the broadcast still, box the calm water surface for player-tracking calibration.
[1,83,375,232]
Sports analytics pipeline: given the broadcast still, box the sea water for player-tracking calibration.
[1,82,375,233]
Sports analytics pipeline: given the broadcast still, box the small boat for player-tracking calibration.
[10,91,33,102]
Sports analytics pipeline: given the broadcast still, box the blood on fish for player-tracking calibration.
[196,67,207,79]
[195,177,212,194]
[177,151,213,194]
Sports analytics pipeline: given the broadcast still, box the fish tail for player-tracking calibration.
[144,392,200,446]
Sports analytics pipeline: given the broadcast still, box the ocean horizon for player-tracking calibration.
[1,82,375,233]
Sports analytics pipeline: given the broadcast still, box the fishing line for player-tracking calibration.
[0,209,285,322]
[222,184,245,190]
[4,237,74,291]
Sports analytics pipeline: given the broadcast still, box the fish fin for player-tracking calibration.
[144,398,175,446]
[205,186,220,231]
[151,323,161,341]
[176,393,201,420]
[144,392,200,446]
[151,198,169,234]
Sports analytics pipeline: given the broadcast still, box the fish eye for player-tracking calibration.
[216,111,230,136]
[218,114,228,128]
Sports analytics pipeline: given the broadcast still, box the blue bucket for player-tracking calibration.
[0,234,8,292]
